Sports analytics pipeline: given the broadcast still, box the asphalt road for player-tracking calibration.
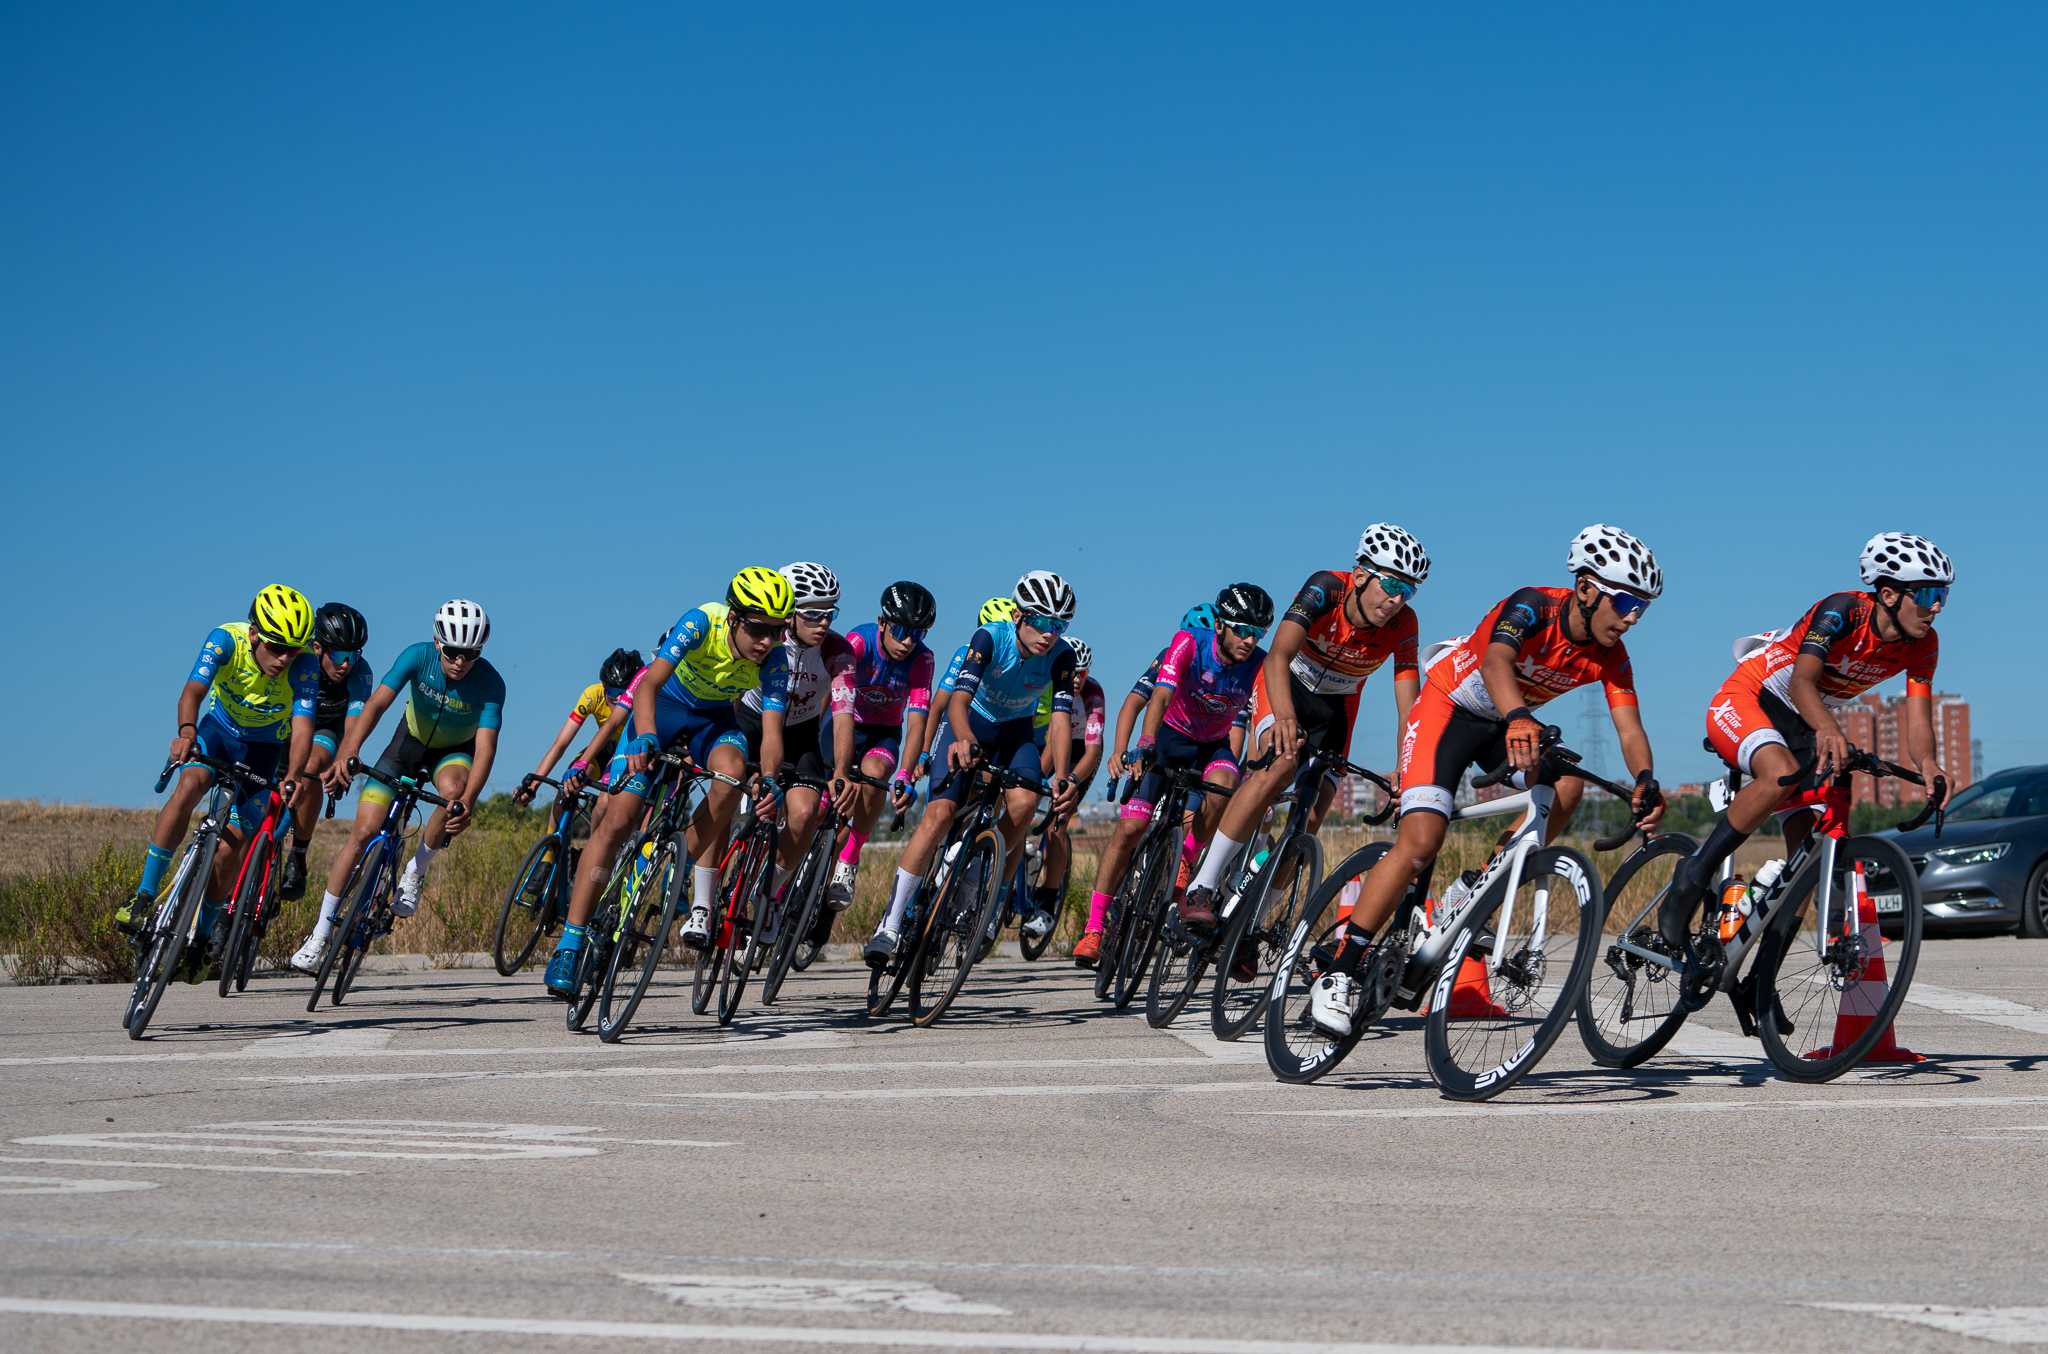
[3,937,2046,1354]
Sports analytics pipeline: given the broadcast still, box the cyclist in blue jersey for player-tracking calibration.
[864,571,1080,964]
[120,585,319,979]
[281,602,373,901]
[290,600,506,973]
[914,596,1019,781]
[542,567,795,998]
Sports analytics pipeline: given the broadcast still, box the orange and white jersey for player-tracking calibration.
[1427,587,1637,719]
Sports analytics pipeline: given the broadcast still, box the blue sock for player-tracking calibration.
[138,844,173,898]
[560,923,586,952]
[198,896,226,937]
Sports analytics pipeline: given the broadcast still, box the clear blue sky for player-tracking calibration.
[4,3,2040,805]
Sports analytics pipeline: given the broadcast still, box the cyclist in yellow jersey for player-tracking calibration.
[120,586,319,978]
[516,648,643,829]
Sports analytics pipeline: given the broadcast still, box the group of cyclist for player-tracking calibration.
[126,524,1956,1044]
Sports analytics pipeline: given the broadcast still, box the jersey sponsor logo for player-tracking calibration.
[1710,697,1742,737]
[1495,602,1540,642]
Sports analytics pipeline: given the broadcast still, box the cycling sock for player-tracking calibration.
[1332,921,1378,975]
[838,830,867,865]
[1182,830,1202,867]
[311,890,344,942]
[560,923,586,953]
[197,896,225,939]
[137,844,173,898]
[1030,885,1058,910]
[1191,831,1245,892]
[882,868,919,932]
[1086,890,1113,933]
[1662,817,1751,939]
[410,842,439,874]
[692,864,720,914]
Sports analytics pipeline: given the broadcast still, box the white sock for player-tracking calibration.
[770,863,790,895]
[311,891,344,941]
[692,864,720,914]
[1192,831,1246,892]
[882,867,920,933]
[410,843,439,873]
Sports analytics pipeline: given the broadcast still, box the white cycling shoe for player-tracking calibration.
[289,934,328,975]
[826,860,858,911]
[394,859,425,917]
[863,927,900,967]
[1309,972,1362,1039]
[1020,909,1054,942]
[679,905,712,951]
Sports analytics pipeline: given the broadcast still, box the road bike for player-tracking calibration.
[492,772,599,975]
[1578,743,1943,1082]
[1097,761,1240,1012]
[697,772,816,1027]
[215,779,313,998]
[761,768,894,1005]
[1266,727,1642,1100]
[306,760,454,1011]
[1008,805,1070,963]
[125,753,279,1039]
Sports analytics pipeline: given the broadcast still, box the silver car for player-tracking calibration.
[1885,764,2048,937]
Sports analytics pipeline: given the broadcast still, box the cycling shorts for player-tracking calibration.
[1249,668,1360,760]
[311,716,347,757]
[1125,726,1236,822]
[846,721,903,775]
[192,711,283,831]
[736,704,829,782]
[1706,683,1812,777]
[604,688,749,798]
[927,712,1041,806]
[362,724,475,808]
[1395,684,1509,819]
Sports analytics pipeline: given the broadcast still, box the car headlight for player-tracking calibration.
[1928,842,2010,867]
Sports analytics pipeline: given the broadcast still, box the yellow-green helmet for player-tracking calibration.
[728,565,795,619]
[249,584,314,648]
[978,596,1020,625]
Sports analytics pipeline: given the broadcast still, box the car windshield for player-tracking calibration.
[1944,768,2048,823]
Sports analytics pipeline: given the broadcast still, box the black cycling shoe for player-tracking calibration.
[1728,972,1794,1038]
[807,901,838,949]
[279,850,309,901]
[114,889,151,937]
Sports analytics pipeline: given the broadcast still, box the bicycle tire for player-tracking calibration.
[764,828,832,1006]
[306,850,380,1013]
[218,833,271,999]
[1112,834,1175,1010]
[126,842,208,1039]
[1751,834,1923,1083]
[1262,842,1390,1082]
[716,827,775,1026]
[1425,845,1604,1101]
[1213,833,1324,1041]
[1576,833,1698,1068]
[571,852,637,1032]
[597,837,684,1042]
[1097,847,1155,1005]
[1144,908,1210,1029]
[493,832,565,976]
[1018,838,1066,962]
[909,829,1004,1028]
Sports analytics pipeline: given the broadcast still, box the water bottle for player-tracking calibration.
[1432,869,1480,930]
[1715,874,1748,943]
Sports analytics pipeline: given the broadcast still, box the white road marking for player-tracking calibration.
[1161,1013,1267,1064]
[0,1294,1735,1352]
[1662,1023,1762,1061]
[1812,1302,2048,1345]
[0,1176,156,1195]
[1902,982,2048,1037]
[1246,1092,2048,1120]
[10,1119,725,1165]
[242,1027,396,1057]
[620,1272,1008,1316]
[230,1054,1239,1087]
[602,1080,1256,1105]
[0,1155,356,1177]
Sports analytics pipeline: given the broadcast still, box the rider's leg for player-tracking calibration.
[126,765,213,925]
[1336,809,1447,965]
[1661,704,1803,945]
[683,740,750,926]
[1187,753,1290,895]
[296,794,394,963]
[1084,816,1148,933]
[1545,775,1585,844]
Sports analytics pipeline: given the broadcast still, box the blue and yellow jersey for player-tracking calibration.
[189,621,319,744]
[656,603,790,711]
[380,642,507,749]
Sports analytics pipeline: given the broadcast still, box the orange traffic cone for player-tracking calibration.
[1423,895,1506,1020]
[1335,878,1360,927]
[1803,861,1923,1064]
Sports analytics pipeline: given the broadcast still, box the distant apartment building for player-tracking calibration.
[1837,691,1973,807]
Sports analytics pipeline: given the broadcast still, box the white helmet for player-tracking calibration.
[1356,523,1430,582]
[1012,570,1077,621]
[780,561,840,610]
[1859,532,1953,587]
[434,598,490,649]
[1566,524,1663,599]
[1065,637,1093,670]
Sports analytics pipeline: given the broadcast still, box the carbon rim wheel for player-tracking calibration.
[1577,833,1697,1068]
[1263,902,1369,1083]
[218,835,270,999]
[765,831,831,1005]
[570,852,635,1031]
[1752,835,1924,1083]
[494,832,564,975]
[1425,846,1603,1101]
[717,829,774,1026]
[1112,836,1175,1010]
[1018,838,1065,962]
[307,852,378,1014]
[910,830,1003,1028]
[1143,908,1209,1028]
[1213,834,1324,1041]
[598,839,683,1042]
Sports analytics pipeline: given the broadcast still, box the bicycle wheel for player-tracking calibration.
[1425,846,1604,1101]
[571,853,637,1032]
[307,850,381,1013]
[1262,845,1391,1083]
[329,898,382,1007]
[217,833,271,999]
[1144,899,1211,1028]
[715,828,774,1025]
[1751,835,1923,1083]
[1577,833,1697,1068]
[1213,833,1325,1041]
[126,843,208,1039]
[493,832,565,975]
[597,837,684,1042]
[764,829,832,1006]
[1111,835,1175,1010]
[909,829,1004,1028]
[1018,839,1065,962]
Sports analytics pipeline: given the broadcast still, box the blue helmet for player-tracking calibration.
[1181,603,1217,631]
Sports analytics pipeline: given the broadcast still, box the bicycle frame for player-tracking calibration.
[1395,780,1559,1002]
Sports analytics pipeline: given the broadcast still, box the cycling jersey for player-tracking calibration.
[1034,676,1105,744]
[742,629,852,723]
[936,642,970,695]
[1428,587,1637,719]
[313,658,375,729]
[655,603,790,711]
[1152,627,1263,744]
[189,622,319,744]
[954,622,1076,723]
[379,642,508,749]
[566,681,622,729]
[1281,571,1421,696]
[832,622,935,728]
[1734,592,1938,711]
[1132,645,1248,736]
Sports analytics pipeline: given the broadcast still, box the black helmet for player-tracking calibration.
[1214,582,1274,629]
[600,647,643,690]
[879,580,937,630]
[314,602,369,651]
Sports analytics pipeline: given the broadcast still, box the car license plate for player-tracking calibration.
[1869,891,1903,915]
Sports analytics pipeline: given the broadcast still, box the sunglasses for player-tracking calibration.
[885,623,928,644]
[1363,571,1417,602]
[1022,613,1070,637]
[1224,622,1266,641]
[440,645,482,662]
[325,649,360,669]
[737,616,789,641]
[1909,584,1949,610]
[795,607,838,624]
[1586,578,1652,619]
[252,632,304,657]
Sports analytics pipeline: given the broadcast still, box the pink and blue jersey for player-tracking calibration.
[832,622,935,728]
[1152,628,1263,744]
